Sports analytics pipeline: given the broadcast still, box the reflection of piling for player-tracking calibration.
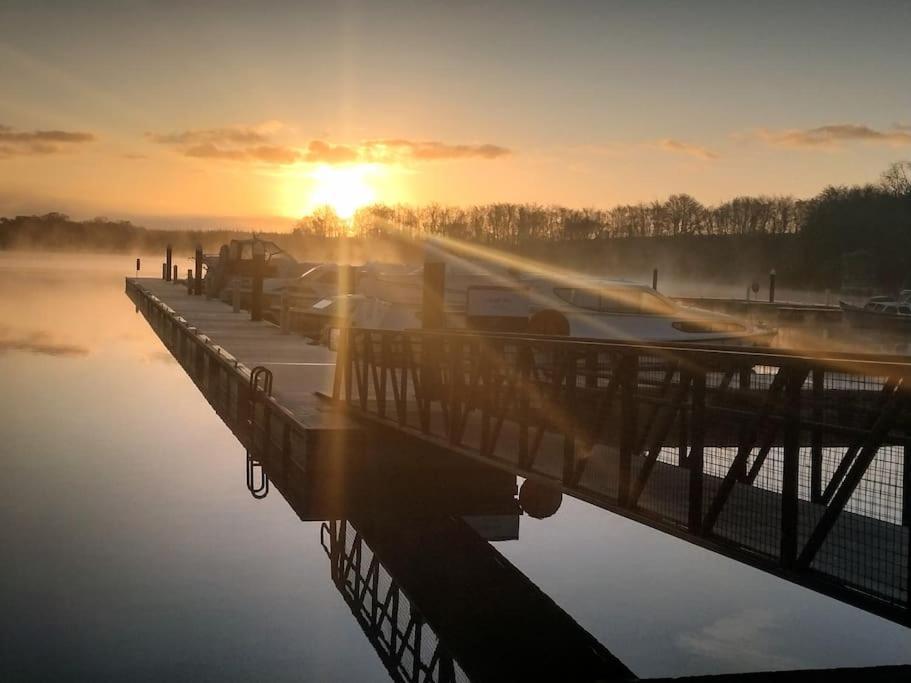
[652,268,658,291]
[165,245,172,281]
[769,269,776,303]
[251,245,264,322]
[194,246,203,296]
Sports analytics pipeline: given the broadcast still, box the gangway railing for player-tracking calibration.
[331,328,911,626]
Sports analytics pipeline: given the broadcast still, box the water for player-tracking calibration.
[1,252,910,681]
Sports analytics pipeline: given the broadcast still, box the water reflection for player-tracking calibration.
[0,326,89,357]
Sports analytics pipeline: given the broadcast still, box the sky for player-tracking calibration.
[1,0,910,228]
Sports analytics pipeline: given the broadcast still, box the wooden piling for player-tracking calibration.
[251,245,264,322]
[194,246,203,296]
[165,245,172,281]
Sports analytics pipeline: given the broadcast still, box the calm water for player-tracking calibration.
[1,252,910,681]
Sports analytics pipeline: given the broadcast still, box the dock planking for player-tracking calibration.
[129,277,342,426]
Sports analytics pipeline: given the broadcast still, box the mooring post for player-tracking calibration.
[187,268,193,294]
[165,244,172,281]
[161,262,167,280]
[422,247,446,331]
[172,265,178,283]
[769,269,776,304]
[422,239,446,404]
[652,268,658,291]
[135,258,140,276]
[250,243,264,322]
[194,246,203,295]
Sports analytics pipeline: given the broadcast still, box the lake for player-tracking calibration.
[1,252,910,681]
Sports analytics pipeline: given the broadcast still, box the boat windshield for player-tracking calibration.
[553,286,677,315]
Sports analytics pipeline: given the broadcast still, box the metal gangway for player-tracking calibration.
[330,328,911,626]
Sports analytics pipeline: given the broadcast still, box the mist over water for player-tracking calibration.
[1,252,910,680]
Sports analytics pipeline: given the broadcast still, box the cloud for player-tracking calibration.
[654,138,718,160]
[757,123,911,149]
[364,139,512,161]
[304,140,359,163]
[146,124,512,166]
[145,126,269,146]
[0,124,96,158]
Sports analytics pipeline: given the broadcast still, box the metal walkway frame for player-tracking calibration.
[331,328,911,626]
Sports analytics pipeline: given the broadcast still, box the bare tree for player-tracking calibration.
[880,161,911,197]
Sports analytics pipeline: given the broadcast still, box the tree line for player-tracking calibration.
[2,162,909,290]
[295,194,808,243]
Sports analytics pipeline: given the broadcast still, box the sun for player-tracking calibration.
[306,164,378,219]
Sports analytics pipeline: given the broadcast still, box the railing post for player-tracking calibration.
[618,353,638,507]
[905,440,910,608]
[688,370,705,531]
[563,352,577,483]
[518,346,530,465]
[903,441,911,527]
[780,364,802,568]
[810,367,824,503]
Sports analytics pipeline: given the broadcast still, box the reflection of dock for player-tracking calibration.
[323,516,634,682]
[126,276,911,629]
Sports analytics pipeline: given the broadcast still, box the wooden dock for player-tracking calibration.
[126,277,360,474]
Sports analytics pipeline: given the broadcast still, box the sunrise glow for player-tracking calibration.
[303,164,380,220]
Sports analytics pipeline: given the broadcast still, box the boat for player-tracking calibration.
[298,265,775,346]
[840,293,911,331]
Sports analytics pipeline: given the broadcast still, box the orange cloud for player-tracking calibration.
[304,140,359,163]
[654,138,718,160]
[364,139,511,160]
[757,123,911,148]
[146,126,269,146]
[0,124,96,158]
[147,124,512,166]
